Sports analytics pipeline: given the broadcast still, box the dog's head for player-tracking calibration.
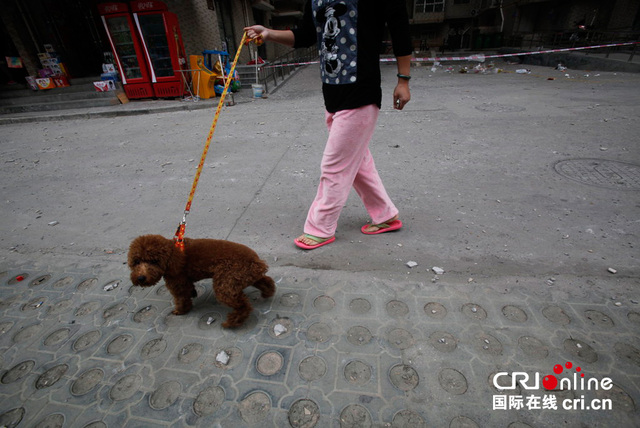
[127,235,176,287]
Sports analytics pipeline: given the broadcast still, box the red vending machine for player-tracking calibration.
[98,2,154,99]
[131,0,187,98]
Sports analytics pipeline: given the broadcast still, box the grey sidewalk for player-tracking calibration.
[0,61,639,427]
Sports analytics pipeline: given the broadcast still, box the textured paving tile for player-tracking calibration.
[0,264,638,427]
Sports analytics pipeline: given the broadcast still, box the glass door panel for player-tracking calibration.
[137,15,174,78]
[105,16,143,80]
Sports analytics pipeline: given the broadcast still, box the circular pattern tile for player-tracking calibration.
[133,305,157,323]
[238,391,271,423]
[306,322,331,343]
[193,386,225,416]
[339,404,372,428]
[256,351,284,376]
[438,368,468,395]
[288,399,320,427]
[542,305,571,325]
[314,295,335,312]
[73,330,101,352]
[614,342,640,367]
[344,360,371,386]
[424,302,447,319]
[44,328,71,347]
[475,333,503,355]
[76,278,97,291]
[47,299,74,315]
[386,300,409,317]
[280,293,301,307]
[13,324,42,344]
[141,338,167,360]
[110,374,142,401]
[2,360,35,384]
[461,303,487,320]
[36,364,68,389]
[29,274,51,287]
[71,368,103,396]
[517,336,549,360]
[429,331,457,353]
[392,410,426,428]
[502,305,528,323]
[346,326,372,346]
[75,301,101,317]
[299,356,327,381]
[389,364,419,391]
[584,310,614,328]
[387,328,414,350]
[107,334,133,355]
[103,303,128,321]
[563,339,598,363]
[149,381,181,410]
[52,276,74,288]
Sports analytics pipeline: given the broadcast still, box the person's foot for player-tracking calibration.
[361,215,402,234]
[294,234,335,250]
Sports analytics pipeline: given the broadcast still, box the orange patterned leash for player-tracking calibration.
[174,33,262,249]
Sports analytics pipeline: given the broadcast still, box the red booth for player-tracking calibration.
[131,0,187,98]
[98,2,154,99]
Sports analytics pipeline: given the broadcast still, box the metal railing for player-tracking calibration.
[236,46,317,93]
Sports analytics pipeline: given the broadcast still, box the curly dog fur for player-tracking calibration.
[127,234,275,328]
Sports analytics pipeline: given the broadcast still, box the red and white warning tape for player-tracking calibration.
[262,41,639,69]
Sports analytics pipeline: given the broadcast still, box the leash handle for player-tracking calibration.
[174,32,252,249]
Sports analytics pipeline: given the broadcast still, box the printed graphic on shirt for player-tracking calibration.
[312,0,357,85]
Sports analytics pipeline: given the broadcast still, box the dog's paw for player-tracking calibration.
[171,309,188,315]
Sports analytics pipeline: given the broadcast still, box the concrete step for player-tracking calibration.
[0,97,120,114]
[0,76,120,114]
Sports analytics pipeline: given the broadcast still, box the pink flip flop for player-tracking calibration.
[361,219,403,235]
[294,234,336,250]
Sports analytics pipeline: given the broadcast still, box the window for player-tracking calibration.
[415,0,444,13]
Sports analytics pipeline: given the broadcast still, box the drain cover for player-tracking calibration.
[554,159,640,190]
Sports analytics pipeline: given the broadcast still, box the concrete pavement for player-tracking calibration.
[0,59,639,427]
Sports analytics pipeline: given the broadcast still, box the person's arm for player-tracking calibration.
[244,25,295,48]
[394,55,411,110]
[386,4,413,110]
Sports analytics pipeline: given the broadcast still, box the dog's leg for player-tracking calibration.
[213,280,253,328]
[252,276,276,299]
[165,278,195,315]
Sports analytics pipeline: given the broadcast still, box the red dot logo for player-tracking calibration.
[565,362,573,369]
[553,364,563,374]
[543,375,558,390]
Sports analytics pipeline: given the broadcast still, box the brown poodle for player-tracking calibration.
[127,235,275,328]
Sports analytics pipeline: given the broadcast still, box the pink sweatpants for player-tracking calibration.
[304,104,399,238]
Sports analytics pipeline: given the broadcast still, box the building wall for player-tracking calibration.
[607,0,640,31]
[163,0,222,56]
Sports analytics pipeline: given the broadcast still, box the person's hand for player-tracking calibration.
[244,25,269,42]
[393,83,410,110]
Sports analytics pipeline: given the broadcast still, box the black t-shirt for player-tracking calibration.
[292,0,412,113]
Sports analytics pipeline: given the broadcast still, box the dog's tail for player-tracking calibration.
[253,275,276,299]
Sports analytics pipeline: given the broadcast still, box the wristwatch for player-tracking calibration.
[397,73,411,80]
